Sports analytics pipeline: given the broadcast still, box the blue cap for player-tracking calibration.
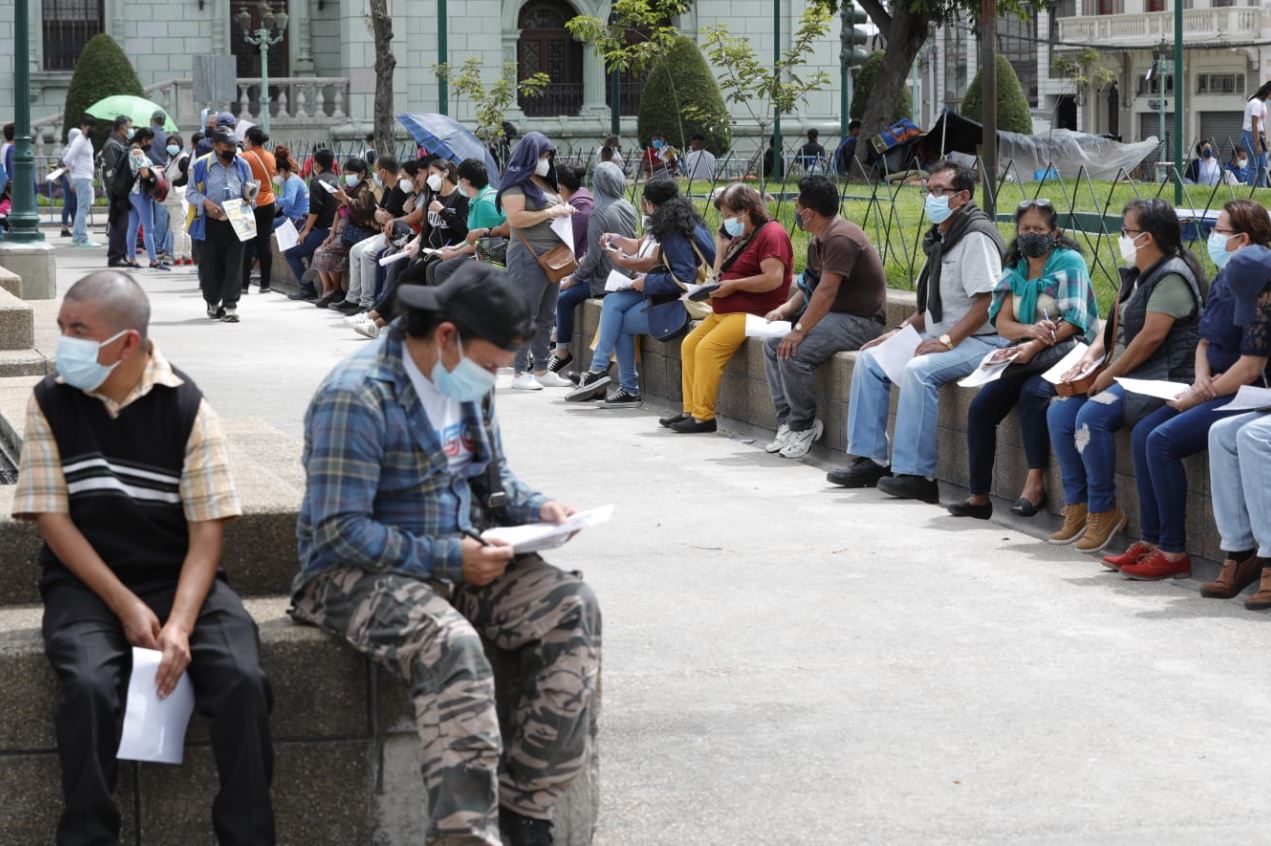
[1223,244,1271,326]
[216,111,236,127]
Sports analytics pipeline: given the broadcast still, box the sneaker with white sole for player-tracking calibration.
[535,371,573,388]
[342,310,368,325]
[566,370,612,402]
[765,424,792,454]
[779,419,824,459]
[511,373,543,391]
[601,388,642,408]
[354,321,381,339]
[221,306,240,324]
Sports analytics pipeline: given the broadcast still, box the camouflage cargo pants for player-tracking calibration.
[291,555,601,845]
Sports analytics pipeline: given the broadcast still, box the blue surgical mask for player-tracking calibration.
[56,330,128,393]
[1208,231,1237,269]
[1202,148,1214,159]
[652,139,664,150]
[166,144,180,157]
[126,128,135,140]
[924,193,953,224]
[723,217,744,238]
[431,342,497,402]
[345,174,360,187]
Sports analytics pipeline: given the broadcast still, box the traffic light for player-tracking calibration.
[841,2,869,69]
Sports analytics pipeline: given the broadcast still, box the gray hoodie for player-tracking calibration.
[574,162,638,297]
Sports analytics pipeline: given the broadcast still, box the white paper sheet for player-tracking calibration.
[274,218,300,252]
[116,647,195,765]
[45,167,66,183]
[1041,343,1092,384]
[318,179,339,195]
[1215,385,1271,412]
[744,313,793,340]
[378,250,412,267]
[1114,377,1190,402]
[481,505,613,555]
[957,347,1021,388]
[872,325,923,385]
[233,119,255,143]
[604,269,635,292]
[221,198,256,242]
[550,213,574,255]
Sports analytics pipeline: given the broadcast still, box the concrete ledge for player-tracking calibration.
[0,265,22,298]
[0,598,599,845]
[0,288,35,350]
[0,348,48,377]
[0,242,57,300]
[568,294,1224,563]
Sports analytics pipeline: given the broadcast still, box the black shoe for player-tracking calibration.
[333,300,362,314]
[547,351,573,373]
[947,500,993,520]
[60,228,72,237]
[288,286,319,301]
[221,306,240,323]
[658,412,689,428]
[670,417,717,434]
[258,285,271,293]
[500,807,553,846]
[602,388,642,408]
[826,456,892,488]
[241,286,250,295]
[565,370,611,402]
[108,259,130,268]
[1010,493,1048,517]
[315,292,341,309]
[877,473,940,504]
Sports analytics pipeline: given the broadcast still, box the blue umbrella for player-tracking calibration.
[397,113,501,187]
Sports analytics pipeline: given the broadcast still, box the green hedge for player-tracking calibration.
[61,34,145,148]
[637,36,731,155]
[962,54,1034,135]
[850,51,912,124]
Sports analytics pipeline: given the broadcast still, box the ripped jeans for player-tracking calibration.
[1046,383,1126,512]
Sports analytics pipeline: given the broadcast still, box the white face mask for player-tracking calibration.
[398,178,414,193]
[427,173,443,192]
[535,158,551,178]
[1119,232,1145,262]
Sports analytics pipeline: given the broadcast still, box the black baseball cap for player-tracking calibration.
[396,263,533,350]
[211,127,237,146]
[1224,244,1271,326]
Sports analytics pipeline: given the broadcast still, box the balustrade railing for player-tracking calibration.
[231,77,349,124]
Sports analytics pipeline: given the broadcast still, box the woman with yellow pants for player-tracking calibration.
[669,184,794,433]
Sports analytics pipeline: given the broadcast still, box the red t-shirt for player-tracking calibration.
[712,220,793,316]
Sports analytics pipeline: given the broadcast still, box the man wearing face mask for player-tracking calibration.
[292,263,601,846]
[101,115,135,267]
[1185,140,1222,187]
[827,161,1008,502]
[337,156,409,317]
[12,271,276,845]
[187,127,257,323]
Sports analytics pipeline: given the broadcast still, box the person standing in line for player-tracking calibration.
[124,128,166,272]
[58,170,77,238]
[187,127,256,323]
[162,134,193,266]
[239,126,277,294]
[1242,82,1271,187]
[146,111,172,260]
[286,148,339,300]
[64,116,99,248]
[100,115,134,267]
[194,111,218,157]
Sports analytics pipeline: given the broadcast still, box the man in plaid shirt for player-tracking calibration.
[291,264,602,846]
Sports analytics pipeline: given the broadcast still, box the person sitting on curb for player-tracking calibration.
[1205,408,1271,608]
[826,160,1008,503]
[12,271,276,845]
[291,264,601,846]
[762,175,886,460]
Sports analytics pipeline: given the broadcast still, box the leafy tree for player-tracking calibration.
[962,54,1033,134]
[567,0,692,77]
[636,36,731,154]
[367,0,396,156]
[436,58,550,143]
[61,34,144,147]
[849,50,912,124]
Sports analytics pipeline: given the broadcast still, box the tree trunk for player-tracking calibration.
[856,4,929,168]
[368,0,397,156]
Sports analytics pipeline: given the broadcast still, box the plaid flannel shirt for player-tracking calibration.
[294,328,548,591]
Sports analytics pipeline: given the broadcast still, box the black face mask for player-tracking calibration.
[1018,232,1056,259]
[217,148,235,163]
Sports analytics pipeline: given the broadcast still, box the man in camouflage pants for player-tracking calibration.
[291,265,601,846]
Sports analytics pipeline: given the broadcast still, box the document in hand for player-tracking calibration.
[744,313,793,340]
[378,250,412,267]
[481,505,614,555]
[1216,385,1271,412]
[1041,343,1092,384]
[274,218,300,252]
[318,179,339,195]
[550,214,574,255]
[604,269,635,292]
[45,167,66,183]
[221,199,257,243]
[873,325,923,385]
[958,346,1021,388]
[1114,377,1190,401]
[116,647,196,765]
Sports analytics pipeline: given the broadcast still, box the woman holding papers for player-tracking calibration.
[1046,198,1207,555]
[1106,207,1271,583]
[949,200,1099,520]
[566,177,715,408]
[271,147,310,230]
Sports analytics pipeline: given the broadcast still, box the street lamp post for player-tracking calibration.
[1173,0,1184,205]
[237,3,289,135]
[6,0,42,243]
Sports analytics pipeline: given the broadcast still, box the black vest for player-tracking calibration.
[34,369,203,586]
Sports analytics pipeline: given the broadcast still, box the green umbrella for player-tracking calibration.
[85,95,180,131]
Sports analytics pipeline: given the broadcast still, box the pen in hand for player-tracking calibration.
[1041,307,1057,345]
[461,529,489,547]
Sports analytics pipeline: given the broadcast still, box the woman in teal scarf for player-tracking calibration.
[949,200,1100,520]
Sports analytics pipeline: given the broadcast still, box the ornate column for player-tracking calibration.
[290,0,317,75]
[580,40,609,118]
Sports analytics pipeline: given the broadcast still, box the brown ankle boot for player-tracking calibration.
[1243,560,1271,610]
[1047,503,1088,545]
[1200,552,1261,599]
[1074,507,1127,554]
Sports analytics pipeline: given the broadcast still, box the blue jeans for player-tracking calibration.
[556,284,593,347]
[1241,130,1267,187]
[126,192,157,264]
[847,333,1008,478]
[71,177,93,245]
[1047,384,1126,512]
[589,289,650,393]
[284,226,329,285]
[1209,412,1271,558]
[150,192,170,256]
[60,174,76,226]
[1131,398,1242,553]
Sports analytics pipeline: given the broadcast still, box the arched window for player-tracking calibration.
[518,0,583,117]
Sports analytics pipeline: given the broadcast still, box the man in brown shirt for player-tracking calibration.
[762,175,887,459]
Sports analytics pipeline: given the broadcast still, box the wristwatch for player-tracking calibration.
[794,322,806,333]
[939,333,954,350]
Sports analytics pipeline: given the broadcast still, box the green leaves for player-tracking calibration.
[565,0,690,75]
[434,59,549,142]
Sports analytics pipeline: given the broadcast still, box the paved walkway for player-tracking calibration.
[31,244,1271,844]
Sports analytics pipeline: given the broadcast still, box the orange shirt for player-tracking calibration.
[243,147,277,206]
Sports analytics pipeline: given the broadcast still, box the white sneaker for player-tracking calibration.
[535,371,573,388]
[779,419,824,459]
[354,321,380,339]
[765,423,792,454]
[343,311,369,326]
[511,373,543,391]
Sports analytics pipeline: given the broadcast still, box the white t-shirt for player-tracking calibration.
[403,353,474,472]
[1197,158,1222,186]
[923,230,1002,339]
[1243,98,1266,133]
[683,149,716,182]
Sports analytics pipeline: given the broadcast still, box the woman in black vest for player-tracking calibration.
[1046,198,1206,555]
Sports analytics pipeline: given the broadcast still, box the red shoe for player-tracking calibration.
[1122,550,1192,581]
[1102,541,1155,571]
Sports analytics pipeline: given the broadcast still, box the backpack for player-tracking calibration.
[103,143,136,198]
[144,169,170,202]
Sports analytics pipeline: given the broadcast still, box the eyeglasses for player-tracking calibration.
[1017,199,1054,211]
[1121,227,1143,237]
[919,186,966,198]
